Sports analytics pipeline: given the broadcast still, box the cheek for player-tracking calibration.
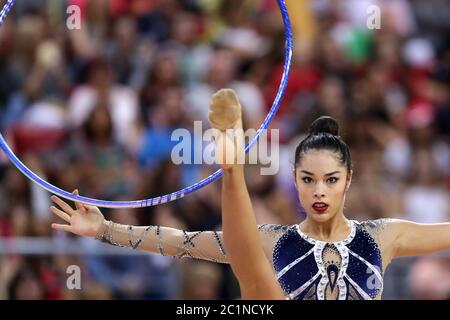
[297,187,311,203]
[329,183,347,202]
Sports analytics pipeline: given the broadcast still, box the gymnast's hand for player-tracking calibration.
[208,88,244,170]
[50,189,105,238]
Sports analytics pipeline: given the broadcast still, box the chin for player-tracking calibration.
[307,211,336,223]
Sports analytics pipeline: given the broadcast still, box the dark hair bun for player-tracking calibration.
[308,116,339,136]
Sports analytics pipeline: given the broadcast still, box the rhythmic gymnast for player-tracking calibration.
[51,89,450,300]
[51,89,284,300]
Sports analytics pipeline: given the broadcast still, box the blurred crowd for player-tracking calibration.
[0,0,449,300]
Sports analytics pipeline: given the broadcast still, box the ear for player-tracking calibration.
[345,170,353,192]
[293,168,298,187]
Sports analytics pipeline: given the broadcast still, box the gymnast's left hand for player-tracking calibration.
[50,189,105,238]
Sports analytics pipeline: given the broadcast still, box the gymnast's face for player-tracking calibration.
[295,149,352,224]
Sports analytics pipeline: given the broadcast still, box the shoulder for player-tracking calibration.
[258,224,292,236]
[358,218,393,234]
[358,218,404,237]
[355,219,399,266]
[257,224,297,245]
[257,224,296,264]
[355,218,399,243]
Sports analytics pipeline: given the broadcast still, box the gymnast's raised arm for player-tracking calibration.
[209,89,284,299]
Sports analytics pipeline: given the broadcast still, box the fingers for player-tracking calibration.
[73,189,82,210]
[50,206,71,223]
[72,189,87,212]
[209,88,242,131]
[51,195,74,215]
[51,223,73,233]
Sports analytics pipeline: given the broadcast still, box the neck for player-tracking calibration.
[301,212,350,242]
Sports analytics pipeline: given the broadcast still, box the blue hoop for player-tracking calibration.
[0,0,13,25]
[0,0,293,208]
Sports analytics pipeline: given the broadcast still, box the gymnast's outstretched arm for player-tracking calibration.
[383,219,450,258]
[50,190,285,265]
[50,191,229,263]
[209,89,284,299]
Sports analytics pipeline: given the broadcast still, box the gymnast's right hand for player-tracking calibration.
[208,88,244,170]
[50,189,105,238]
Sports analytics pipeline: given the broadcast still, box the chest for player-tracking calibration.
[273,226,383,300]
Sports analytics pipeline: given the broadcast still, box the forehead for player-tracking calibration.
[297,149,345,174]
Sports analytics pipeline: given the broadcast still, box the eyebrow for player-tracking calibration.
[300,170,341,176]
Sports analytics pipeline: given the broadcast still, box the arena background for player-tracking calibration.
[0,0,449,300]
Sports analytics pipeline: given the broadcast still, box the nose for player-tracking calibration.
[313,191,325,199]
[313,183,326,199]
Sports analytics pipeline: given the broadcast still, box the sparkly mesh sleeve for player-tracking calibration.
[94,220,291,265]
[95,220,228,263]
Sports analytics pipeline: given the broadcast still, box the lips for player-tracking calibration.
[312,202,329,214]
